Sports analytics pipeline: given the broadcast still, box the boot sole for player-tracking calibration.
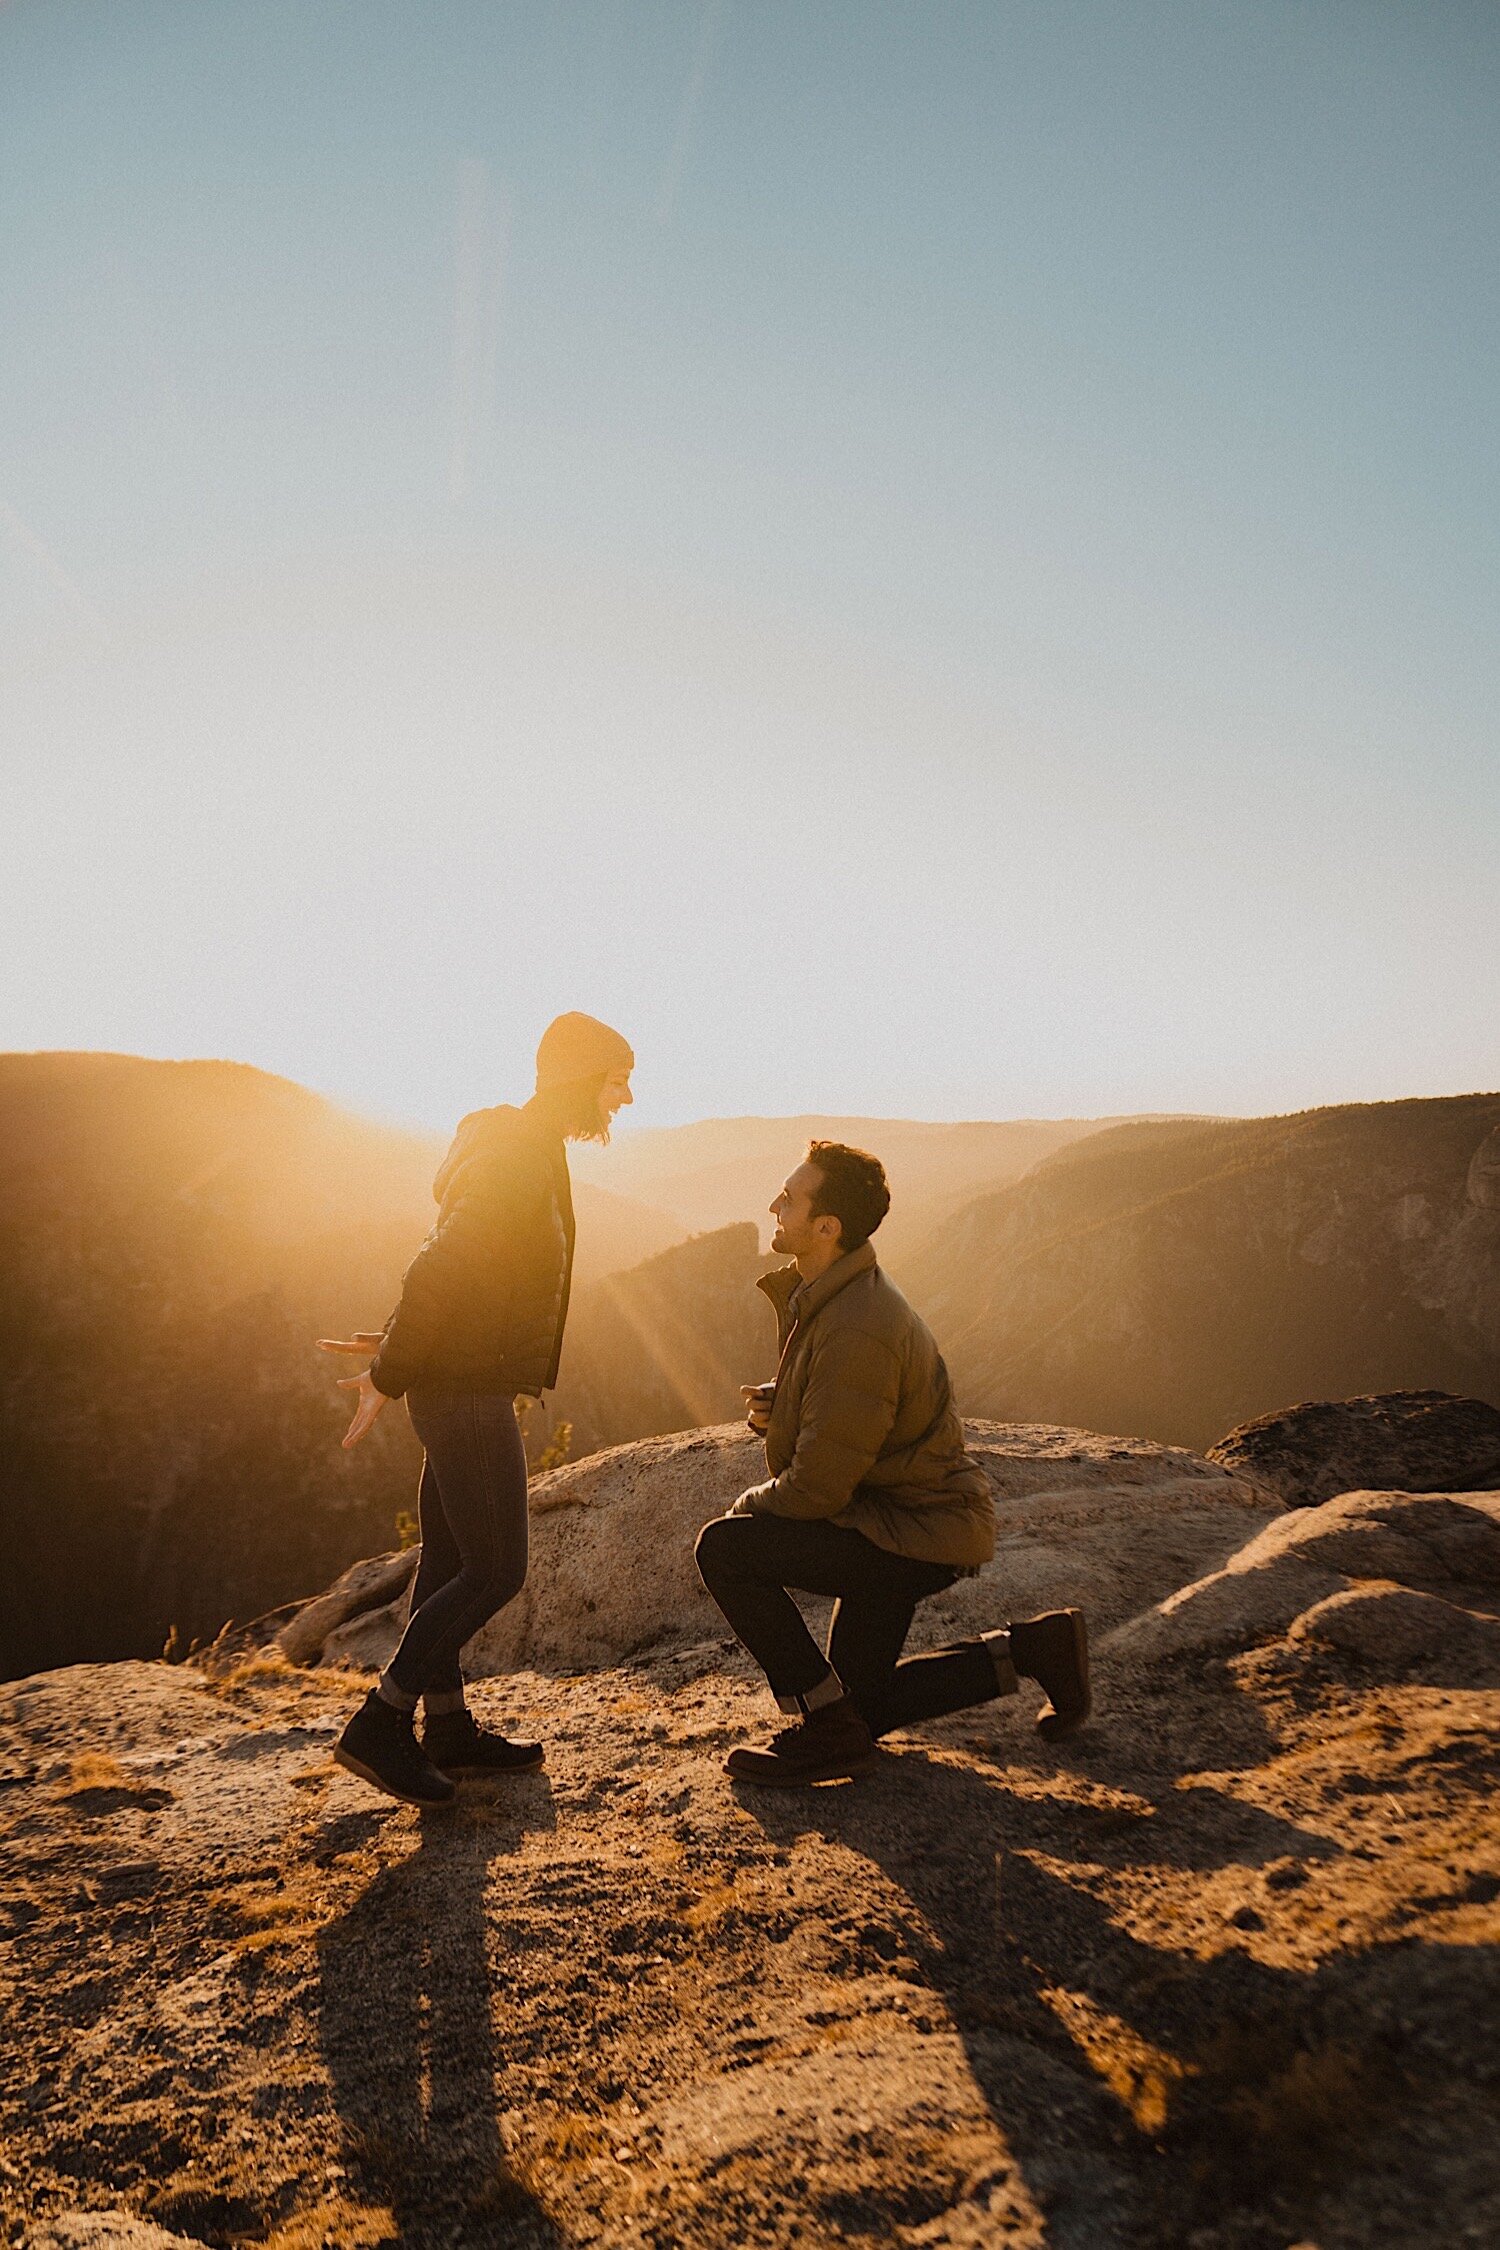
[726,1751,878,1788]
[1036,1609,1091,1739]
[334,1746,456,1808]
[435,1749,546,1777]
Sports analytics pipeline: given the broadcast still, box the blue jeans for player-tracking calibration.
[384,1391,529,1699]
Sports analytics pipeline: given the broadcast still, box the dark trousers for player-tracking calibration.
[695,1512,1000,1739]
[384,1390,530,1700]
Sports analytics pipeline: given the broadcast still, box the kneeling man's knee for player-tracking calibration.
[695,1513,745,1589]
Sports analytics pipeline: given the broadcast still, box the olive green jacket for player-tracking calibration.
[731,1242,995,1569]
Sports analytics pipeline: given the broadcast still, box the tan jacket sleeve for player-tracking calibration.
[736,1323,902,1521]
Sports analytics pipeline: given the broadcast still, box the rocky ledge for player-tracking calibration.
[271,1418,1276,1675]
[1206,1390,1500,1510]
[2,1450,1497,2250]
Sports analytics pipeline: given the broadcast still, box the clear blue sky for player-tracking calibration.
[2,1,1496,1130]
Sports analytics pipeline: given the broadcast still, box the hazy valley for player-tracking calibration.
[3,1053,1498,1677]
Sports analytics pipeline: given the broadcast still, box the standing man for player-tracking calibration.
[319,1011,635,1808]
[696,1142,1090,1786]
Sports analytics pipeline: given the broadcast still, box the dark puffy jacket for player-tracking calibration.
[369,1106,575,1400]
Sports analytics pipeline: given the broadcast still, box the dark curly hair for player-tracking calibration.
[805,1140,890,1252]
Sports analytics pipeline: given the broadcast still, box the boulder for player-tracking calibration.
[292,1419,1274,1677]
[1288,1583,1500,1675]
[1206,1390,1500,1509]
[1108,1486,1500,1667]
[275,1546,417,1667]
[27,2217,208,2250]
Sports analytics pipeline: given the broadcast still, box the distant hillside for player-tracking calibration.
[0,1053,679,1677]
[558,1179,685,1289]
[572,1112,1131,1265]
[901,1095,1500,1451]
[549,1223,774,1457]
[0,1052,680,1289]
[0,1054,419,1677]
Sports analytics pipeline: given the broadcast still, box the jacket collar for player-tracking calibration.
[434,1102,567,1205]
[756,1239,878,1328]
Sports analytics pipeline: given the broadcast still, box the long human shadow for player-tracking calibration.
[735,1725,1496,2246]
[317,1782,563,2250]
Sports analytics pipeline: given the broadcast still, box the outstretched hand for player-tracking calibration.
[337,1371,388,1450]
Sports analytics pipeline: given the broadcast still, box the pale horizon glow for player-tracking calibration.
[3,2,1497,1133]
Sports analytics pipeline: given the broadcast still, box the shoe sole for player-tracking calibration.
[1036,1609,1091,1739]
[725,1752,878,1788]
[435,1750,546,1777]
[334,1746,456,1808]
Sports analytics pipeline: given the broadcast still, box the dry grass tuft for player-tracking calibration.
[195,1647,375,1695]
[226,1872,331,1954]
[62,1750,131,1794]
[684,1879,739,1929]
[506,2111,616,2194]
[214,1654,302,1689]
[1041,1985,1193,2135]
[260,2196,396,2249]
[229,1923,328,1955]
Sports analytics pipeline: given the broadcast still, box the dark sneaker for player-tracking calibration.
[335,1694,456,1808]
[423,1712,545,1775]
[1011,1610,1091,1739]
[726,1696,876,1787]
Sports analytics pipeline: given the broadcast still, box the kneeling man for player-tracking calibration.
[696,1141,1090,1786]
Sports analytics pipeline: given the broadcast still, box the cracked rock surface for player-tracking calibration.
[3,1479,1498,2250]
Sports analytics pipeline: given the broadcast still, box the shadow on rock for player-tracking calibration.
[317,1782,563,2250]
[738,1747,1498,2248]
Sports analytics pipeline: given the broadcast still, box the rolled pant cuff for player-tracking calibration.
[774,1667,845,1717]
[422,1688,468,1716]
[376,1672,420,1714]
[980,1630,1019,1697]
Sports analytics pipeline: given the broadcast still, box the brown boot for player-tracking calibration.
[1010,1610,1091,1739]
[725,1695,876,1787]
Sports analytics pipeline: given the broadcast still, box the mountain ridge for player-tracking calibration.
[907,1093,1500,1451]
[571,1110,1152,1258]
